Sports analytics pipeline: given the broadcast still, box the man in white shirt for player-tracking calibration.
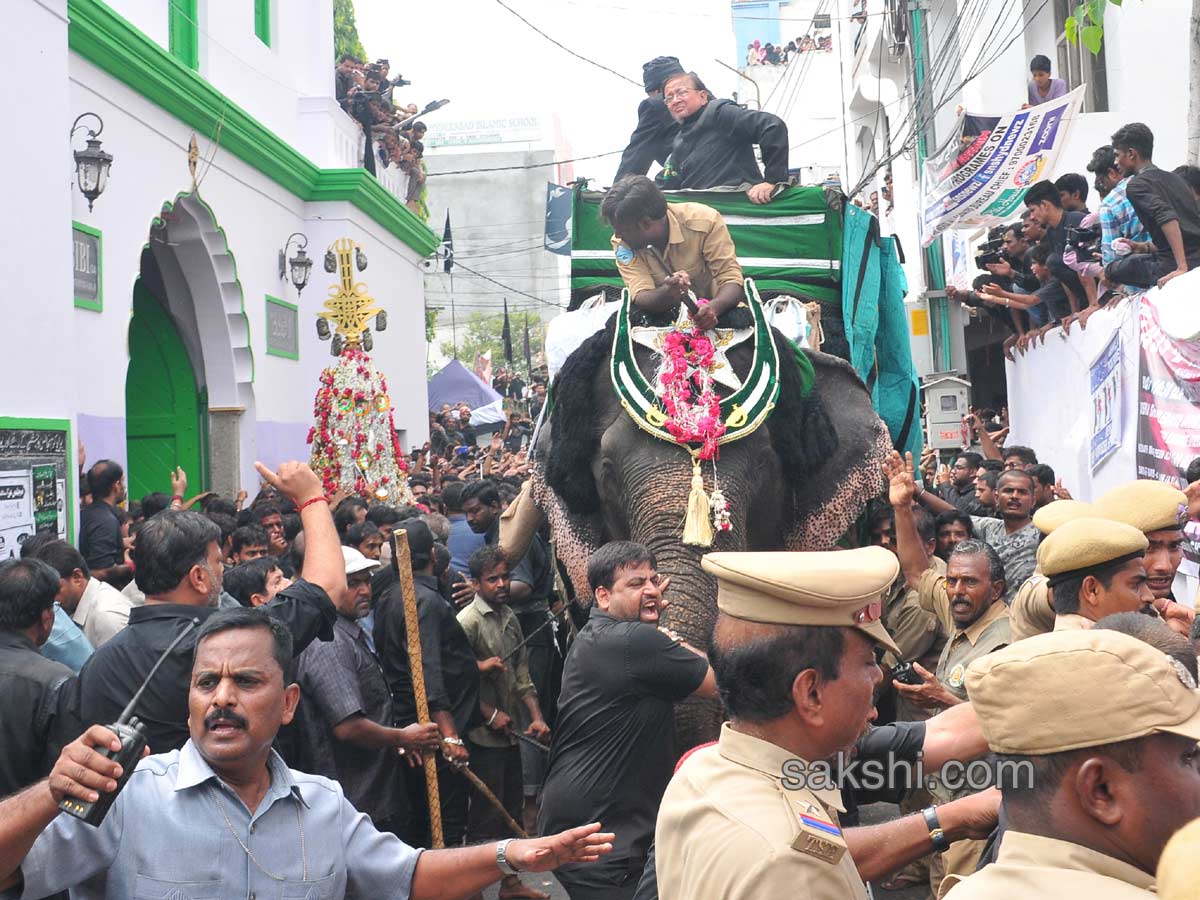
[32,541,132,648]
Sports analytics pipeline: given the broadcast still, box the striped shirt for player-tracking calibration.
[1099,177,1151,265]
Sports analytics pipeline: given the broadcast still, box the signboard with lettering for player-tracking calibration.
[72,222,102,311]
[0,419,73,556]
[426,116,543,148]
[265,295,299,360]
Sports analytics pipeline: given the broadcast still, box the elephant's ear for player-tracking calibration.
[768,327,840,513]
[544,325,614,515]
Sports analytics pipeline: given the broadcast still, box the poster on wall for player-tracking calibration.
[1135,297,1200,572]
[1090,331,1122,471]
[0,420,72,558]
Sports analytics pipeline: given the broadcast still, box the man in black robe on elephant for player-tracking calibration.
[614,56,685,182]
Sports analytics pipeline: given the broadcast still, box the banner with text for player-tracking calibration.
[919,86,1084,247]
[1136,295,1200,570]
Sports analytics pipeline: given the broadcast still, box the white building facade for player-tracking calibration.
[6,0,437,536]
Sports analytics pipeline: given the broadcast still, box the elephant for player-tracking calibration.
[522,307,892,748]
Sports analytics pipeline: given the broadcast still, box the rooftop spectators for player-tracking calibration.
[335,54,429,219]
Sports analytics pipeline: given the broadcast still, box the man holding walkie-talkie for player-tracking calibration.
[0,607,616,899]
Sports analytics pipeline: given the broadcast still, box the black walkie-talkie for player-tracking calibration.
[59,617,201,826]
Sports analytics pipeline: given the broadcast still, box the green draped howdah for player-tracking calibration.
[570,186,844,304]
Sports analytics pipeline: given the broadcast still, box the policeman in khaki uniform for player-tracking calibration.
[1008,500,1096,641]
[601,176,745,332]
[944,629,1200,899]
[1156,815,1200,900]
[1010,481,1190,641]
[654,547,920,900]
[1037,518,1154,630]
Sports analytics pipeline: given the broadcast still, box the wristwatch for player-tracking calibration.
[496,838,520,875]
[923,806,950,852]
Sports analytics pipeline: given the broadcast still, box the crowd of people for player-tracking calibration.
[743,32,832,67]
[11,412,1200,899]
[335,53,429,215]
[948,118,1200,359]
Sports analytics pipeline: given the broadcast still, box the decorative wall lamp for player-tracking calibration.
[279,232,313,294]
[71,113,113,212]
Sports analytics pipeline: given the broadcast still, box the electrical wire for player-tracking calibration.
[450,261,568,308]
[426,149,623,177]
[489,0,641,87]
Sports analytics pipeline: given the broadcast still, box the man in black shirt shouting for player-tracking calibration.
[538,542,715,900]
[1104,122,1200,289]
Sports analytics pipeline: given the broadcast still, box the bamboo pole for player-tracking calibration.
[392,528,444,848]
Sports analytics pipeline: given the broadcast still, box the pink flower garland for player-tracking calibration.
[656,308,726,460]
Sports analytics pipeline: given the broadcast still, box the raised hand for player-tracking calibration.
[254,460,324,506]
[882,450,917,509]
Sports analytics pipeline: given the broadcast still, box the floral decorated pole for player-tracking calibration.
[307,238,413,504]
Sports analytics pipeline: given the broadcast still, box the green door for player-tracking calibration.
[125,281,203,502]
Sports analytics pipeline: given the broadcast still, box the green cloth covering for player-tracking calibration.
[785,336,815,399]
[570,186,843,304]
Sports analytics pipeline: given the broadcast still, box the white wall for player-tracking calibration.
[3,0,79,428]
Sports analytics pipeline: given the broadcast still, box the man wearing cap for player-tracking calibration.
[292,546,442,835]
[1094,480,1194,634]
[602,175,744,331]
[654,547,995,900]
[944,629,1200,898]
[1008,499,1096,641]
[1037,517,1155,630]
[615,56,684,182]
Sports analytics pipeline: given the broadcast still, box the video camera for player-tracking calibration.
[1066,224,1102,264]
[974,237,1006,271]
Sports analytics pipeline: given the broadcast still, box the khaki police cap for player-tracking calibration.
[1031,499,1096,535]
[1035,517,1148,584]
[701,547,901,655]
[1157,816,1200,900]
[965,629,1200,755]
[1094,479,1189,534]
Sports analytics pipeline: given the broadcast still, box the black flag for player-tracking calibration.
[523,313,532,375]
[442,210,454,273]
[502,298,513,363]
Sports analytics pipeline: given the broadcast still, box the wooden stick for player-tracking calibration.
[456,764,529,839]
[392,529,444,848]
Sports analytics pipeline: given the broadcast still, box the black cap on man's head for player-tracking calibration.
[642,56,685,93]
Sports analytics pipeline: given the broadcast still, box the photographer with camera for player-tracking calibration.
[1103,123,1200,290]
[1023,180,1100,331]
[948,222,1038,356]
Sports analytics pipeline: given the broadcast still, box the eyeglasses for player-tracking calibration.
[664,88,694,103]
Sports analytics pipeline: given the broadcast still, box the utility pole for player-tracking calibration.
[910,0,951,372]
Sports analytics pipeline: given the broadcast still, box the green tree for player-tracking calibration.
[333,0,366,61]
[439,311,547,376]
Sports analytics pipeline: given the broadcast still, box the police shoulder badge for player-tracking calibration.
[615,244,635,265]
[789,801,847,865]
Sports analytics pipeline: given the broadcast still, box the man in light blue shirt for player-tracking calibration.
[0,606,613,900]
[40,604,93,673]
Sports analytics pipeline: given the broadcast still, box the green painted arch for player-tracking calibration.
[141,189,256,389]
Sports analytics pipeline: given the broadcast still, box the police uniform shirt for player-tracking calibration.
[654,723,867,900]
[1008,574,1055,641]
[1053,613,1092,631]
[916,568,1011,702]
[945,830,1155,899]
[882,556,945,668]
[611,202,743,302]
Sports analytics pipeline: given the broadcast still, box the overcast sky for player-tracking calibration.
[355,0,739,186]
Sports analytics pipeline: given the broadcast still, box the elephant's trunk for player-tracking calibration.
[623,475,749,749]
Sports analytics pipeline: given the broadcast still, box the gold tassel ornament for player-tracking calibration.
[682,454,714,547]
